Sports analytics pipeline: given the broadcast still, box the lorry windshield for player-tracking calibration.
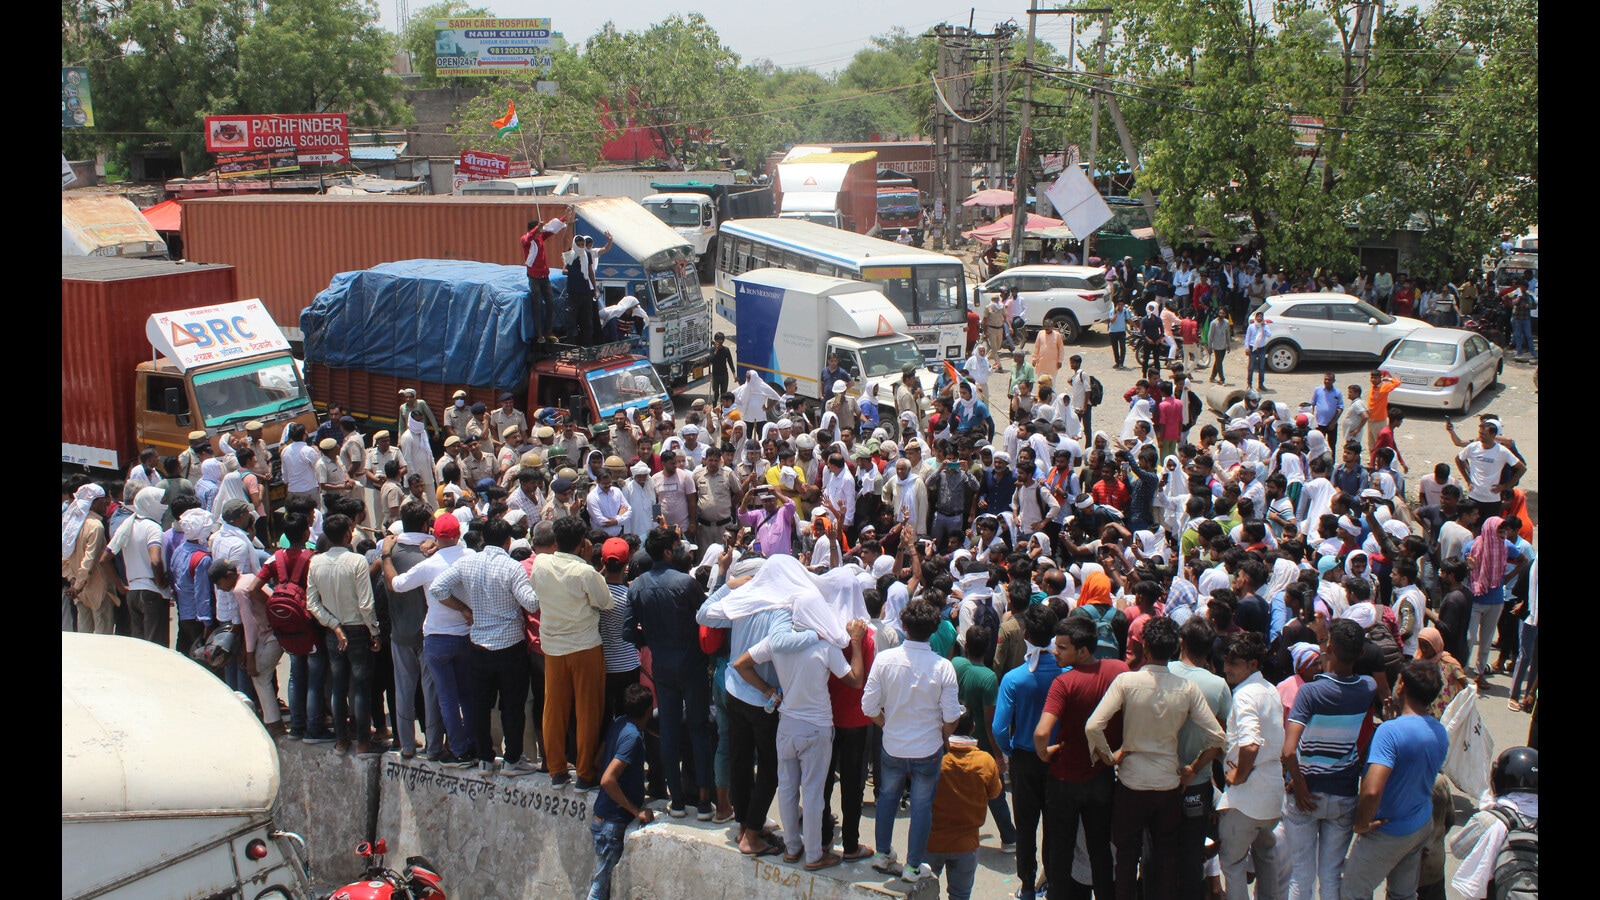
[192,355,310,428]
[645,199,703,228]
[650,270,683,312]
[868,264,967,327]
[587,360,670,419]
[858,339,928,378]
[877,191,920,217]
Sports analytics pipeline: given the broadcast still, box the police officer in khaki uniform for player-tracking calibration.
[460,434,497,487]
[366,430,404,490]
[443,389,473,439]
[242,422,271,480]
[490,393,528,451]
[694,444,739,551]
[177,431,209,481]
[314,437,353,510]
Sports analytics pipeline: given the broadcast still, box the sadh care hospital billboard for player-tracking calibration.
[435,18,554,76]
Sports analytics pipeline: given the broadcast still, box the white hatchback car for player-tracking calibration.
[1379,328,1504,412]
[1257,293,1428,372]
[972,265,1114,343]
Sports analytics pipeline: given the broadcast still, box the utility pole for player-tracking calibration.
[1106,94,1171,261]
[1085,9,1108,259]
[1008,0,1039,266]
[933,24,948,251]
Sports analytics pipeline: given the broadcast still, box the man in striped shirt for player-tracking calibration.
[428,517,540,775]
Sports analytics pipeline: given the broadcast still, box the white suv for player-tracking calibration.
[972,265,1113,343]
[1257,293,1428,372]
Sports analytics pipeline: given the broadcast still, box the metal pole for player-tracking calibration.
[1009,0,1039,267]
[1085,9,1107,260]
[1106,94,1171,261]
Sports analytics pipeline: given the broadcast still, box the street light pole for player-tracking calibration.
[1008,0,1039,268]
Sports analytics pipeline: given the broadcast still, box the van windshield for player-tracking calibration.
[586,360,670,419]
[859,339,928,378]
[192,355,310,428]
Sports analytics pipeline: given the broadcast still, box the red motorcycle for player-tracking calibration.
[328,839,446,900]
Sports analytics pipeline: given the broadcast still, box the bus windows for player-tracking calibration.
[915,265,967,325]
[873,276,917,322]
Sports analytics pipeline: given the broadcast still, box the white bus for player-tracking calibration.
[715,218,970,366]
[458,173,579,197]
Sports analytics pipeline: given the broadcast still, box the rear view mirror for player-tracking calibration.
[569,394,588,427]
[164,387,185,416]
[1367,318,1378,325]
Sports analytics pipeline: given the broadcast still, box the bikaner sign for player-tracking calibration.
[204,114,350,163]
[457,150,511,180]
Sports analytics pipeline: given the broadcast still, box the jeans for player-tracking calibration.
[711,657,733,791]
[1176,781,1215,900]
[128,589,169,647]
[391,639,438,754]
[1218,807,1280,900]
[1011,751,1049,887]
[1247,347,1268,388]
[1466,601,1503,677]
[1045,770,1115,900]
[326,626,375,743]
[729,696,781,832]
[425,633,474,758]
[1511,317,1535,356]
[528,275,554,340]
[876,749,944,870]
[656,662,714,807]
[1110,332,1127,367]
[924,849,979,900]
[1510,620,1538,700]
[587,817,628,900]
[176,619,206,659]
[288,648,329,736]
[1111,783,1181,900]
[776,718,834,864]
[1281,790,1357,900]
[932,512,966,544]
[1338,821,1433,900]
[469,642,531,763]
[823,724,869,853]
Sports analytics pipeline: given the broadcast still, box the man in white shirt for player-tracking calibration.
[280,423,321,508]
[1066,355,1092,434]
[820,451,857,530]
[1453,419,1525,518]
[862,600,963,882]
[585,467,632,537]
[621,461,657,536]
[384,510,475,765]
[1216,632,1285,900]
[734,617,868,870]
[1243,311,1271,391]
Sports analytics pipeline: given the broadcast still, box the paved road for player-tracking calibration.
[694,300,1538,899]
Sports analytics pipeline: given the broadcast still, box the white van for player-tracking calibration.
[62,633,313,900]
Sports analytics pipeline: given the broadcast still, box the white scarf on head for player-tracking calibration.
[62,484,105,560]
[708,554,866,647]
[734,371,782,422]
[132,486,167,522]
[212,470,251,521]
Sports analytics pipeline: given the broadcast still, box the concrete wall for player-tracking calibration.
[272,739,383,885]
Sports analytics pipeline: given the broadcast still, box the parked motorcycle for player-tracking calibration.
[1461,312,1506,347]
[328,839,446,900]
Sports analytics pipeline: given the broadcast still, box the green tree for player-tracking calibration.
[233,0,405,128]
[400,0,490,88]
[451,50,603,174]
[584,13,762,169]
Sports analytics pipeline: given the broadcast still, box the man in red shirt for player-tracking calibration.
[822,627,877,861]
[1391,279,1416,317]
[1156,381,1183,458]
[1035,616,1130,900]
[521,216,567,343]
[1092,458,1130,512]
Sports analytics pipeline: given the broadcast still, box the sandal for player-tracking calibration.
[842,845,875,861]
[782,851,803,865]
[1508,699,1523,712]
[804,852,843,871]
[740,841,782,858]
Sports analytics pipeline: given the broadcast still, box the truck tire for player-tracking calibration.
[1047,312,1081,343]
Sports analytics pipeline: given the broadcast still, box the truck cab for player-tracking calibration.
[138,301,318,497]
[63,633,314,899]
[640,192,717,276]
[528,341,673,428]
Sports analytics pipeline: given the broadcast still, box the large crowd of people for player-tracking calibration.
[61,304,1537,899]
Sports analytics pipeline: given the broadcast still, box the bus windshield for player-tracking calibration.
[864,264,966,326]
[586,360,670,419]
[858,339,927,378]
[192,355,310,428]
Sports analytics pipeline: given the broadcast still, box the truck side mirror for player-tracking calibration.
[569,394,588,427]
[164,387,185,416]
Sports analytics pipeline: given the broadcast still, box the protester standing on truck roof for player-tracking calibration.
[523,216,566,344]
[564,227,615,347]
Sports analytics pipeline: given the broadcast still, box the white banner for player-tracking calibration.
[1043,166,1113,241]
[146,300,290,373]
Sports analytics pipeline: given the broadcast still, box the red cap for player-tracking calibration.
[432,514,461,539]
[1294,413,1310,427]
[601,537,631,564]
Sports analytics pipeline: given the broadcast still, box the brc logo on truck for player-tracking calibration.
[167,316,259,349]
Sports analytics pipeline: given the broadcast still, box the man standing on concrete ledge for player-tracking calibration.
[530,515,615,791]
[863,599,963,884]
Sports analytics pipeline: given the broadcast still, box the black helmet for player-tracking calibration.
[1245,389,1261,405]
[1491,747,1538,796]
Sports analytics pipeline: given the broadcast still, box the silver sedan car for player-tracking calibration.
[1379,327,1504,412]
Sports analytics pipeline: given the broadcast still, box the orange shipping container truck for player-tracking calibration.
[772,151,882,236]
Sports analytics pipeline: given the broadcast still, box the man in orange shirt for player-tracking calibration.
[921,711,1004,896]
[1365,369,1402,453]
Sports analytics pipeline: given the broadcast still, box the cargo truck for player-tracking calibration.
[62,193,168,259]
[876,174,924,245]
[61,256,317,486]
[640,182,775,279]
[63,632,315,899]
[301,259,673,432]
[180,194,713,388]
[578,169,736,203]
[728,267,935,408]
[773,150,881,235]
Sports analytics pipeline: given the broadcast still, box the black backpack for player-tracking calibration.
[1364,621,1404,676]
[1088,375,1105,407]
[1488,807,1538,900]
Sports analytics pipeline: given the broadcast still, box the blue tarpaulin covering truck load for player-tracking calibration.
[301,259,670,430]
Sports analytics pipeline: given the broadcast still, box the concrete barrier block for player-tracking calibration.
[615,822,940,900]
[272,738,382,885]
[375,760,595,899]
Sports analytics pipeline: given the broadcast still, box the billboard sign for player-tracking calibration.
[62,67,94,128]
[145,300,291,374]
[216,150,301,178]
[456,149,511,180]
[204,113,349,164]
[435,18,554,76]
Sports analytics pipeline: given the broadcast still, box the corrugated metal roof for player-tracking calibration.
[572,196,694,266]
[351,145,402,161]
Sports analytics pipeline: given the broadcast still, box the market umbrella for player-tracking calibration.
[961,188,1018,208]
[962,212,1064,245]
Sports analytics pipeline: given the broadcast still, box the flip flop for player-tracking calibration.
[842,845,875,861]
[804,852,843,871]
[741,841,782,858]
[1508,699,1523,712]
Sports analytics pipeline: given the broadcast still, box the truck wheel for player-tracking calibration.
[1048,313,1081,343]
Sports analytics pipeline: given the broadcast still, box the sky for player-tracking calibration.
[382,3,1054,74]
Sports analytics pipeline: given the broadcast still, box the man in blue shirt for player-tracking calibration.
[820,352,854,398]
[990,606,1062,900]
[1281,620,1376,900]
[955,381,993,440]
[590,683,656,900]
[1311,373,1345,448]
[171,506,215,658]
[1339,659,1449,899]
[1107,297,1133,370]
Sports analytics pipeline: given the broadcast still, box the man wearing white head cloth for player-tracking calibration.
[172,507,218,656]
[106,487,173,644]
[63,483,115,633]
[620,461,657,537]
[697,555,823,856]
[734,370,783,423]
[730,556,869,870]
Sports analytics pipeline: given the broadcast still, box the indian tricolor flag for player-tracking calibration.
[492,101,520,138]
